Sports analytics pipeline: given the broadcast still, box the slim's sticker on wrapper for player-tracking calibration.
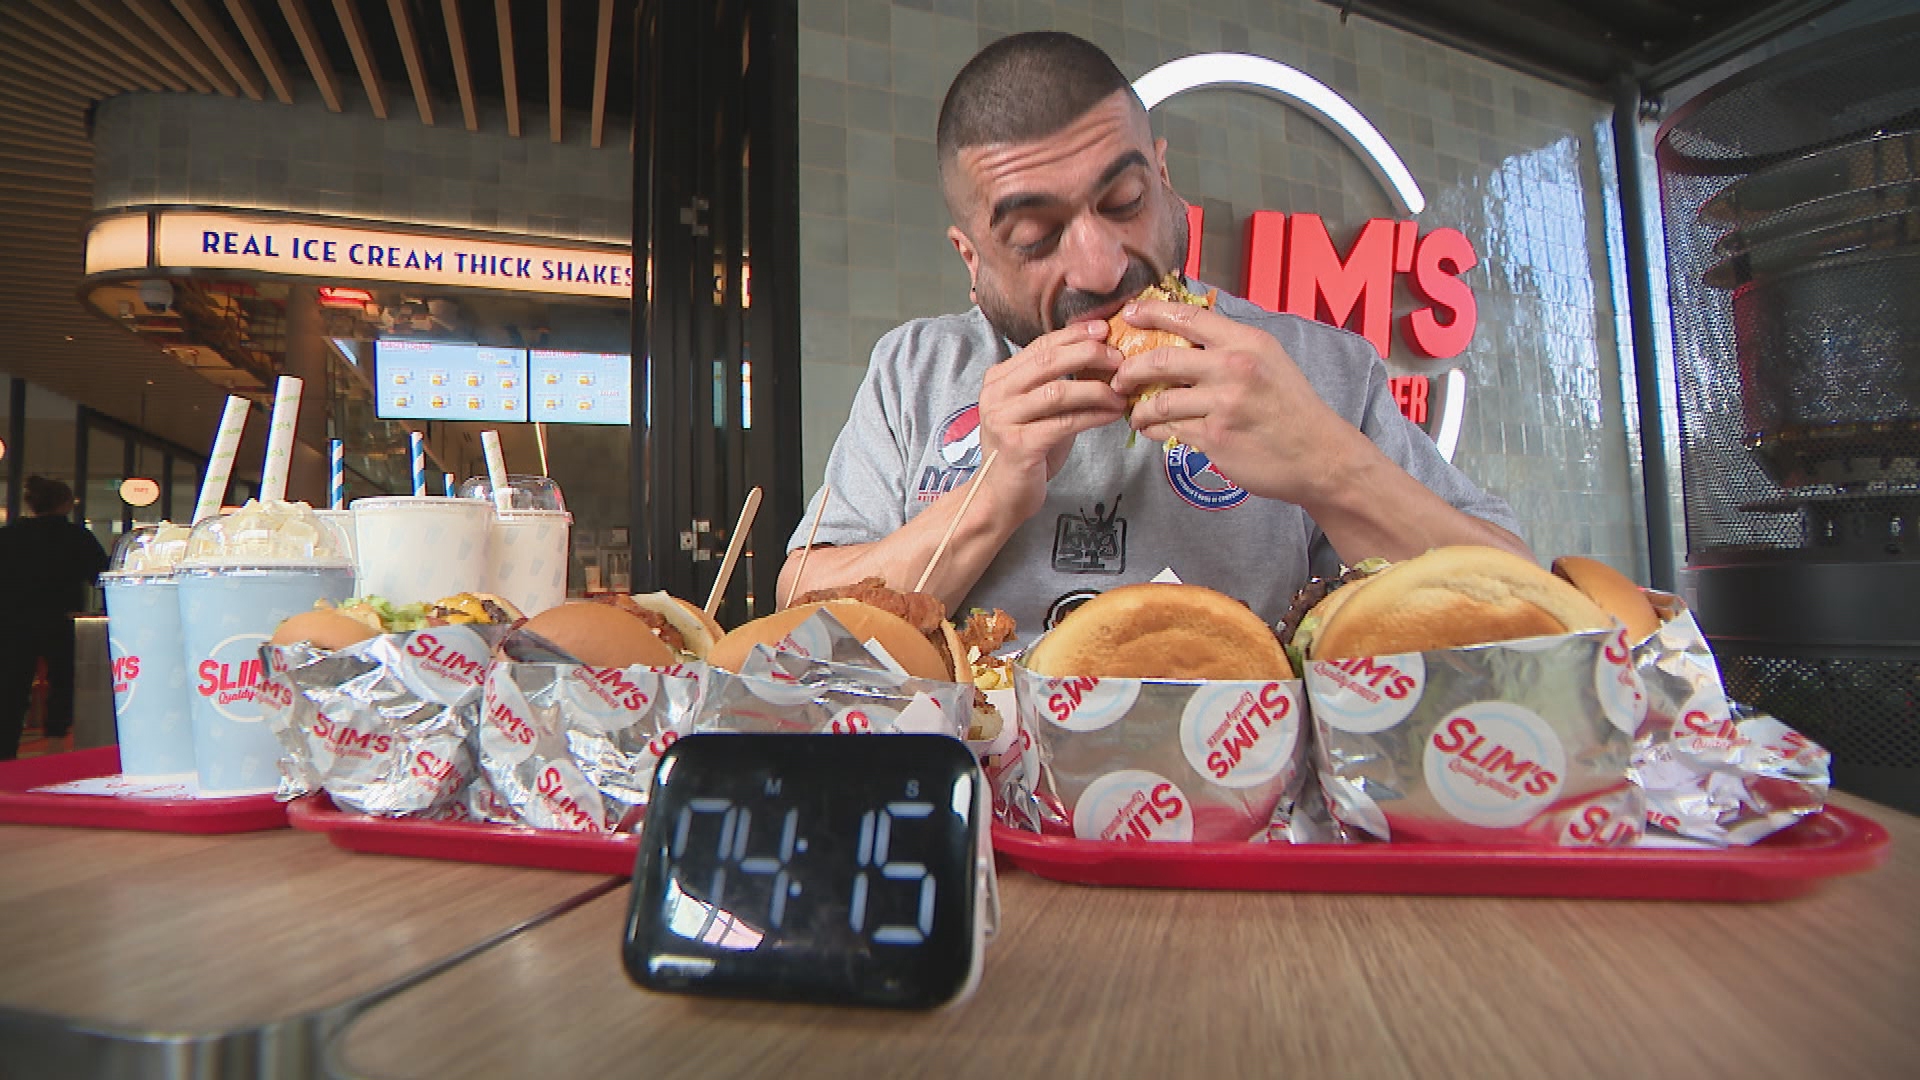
[1073,769,1194,842]
[1304,653,1425,734]
[1422,701,1567,829]
[1306,629,1642,847]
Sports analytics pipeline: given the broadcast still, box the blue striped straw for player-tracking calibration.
[444,472,456,496]
[329,439,345,509]
[409,432,426,496]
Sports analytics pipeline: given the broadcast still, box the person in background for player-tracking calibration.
[0,476,110,759]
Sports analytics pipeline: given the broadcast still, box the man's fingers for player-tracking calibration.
[1110,343,1213,396]
[1126,384,1211,428]
[996,376,1126,426]
[1118,298,1242,349]
[991,337,1121,397]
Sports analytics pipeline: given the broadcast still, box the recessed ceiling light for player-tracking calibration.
[65,335,74,341]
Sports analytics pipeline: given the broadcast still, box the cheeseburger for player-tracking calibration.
[709,578,963,682]
[510,592,721,668]
[709,578,1009,740]
[1107,273,1215,448]
[1286,546,1611,662]
[1024,583,1293,681]
[270,592,523,650]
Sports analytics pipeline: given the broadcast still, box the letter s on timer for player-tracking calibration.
[624,734,994,1009]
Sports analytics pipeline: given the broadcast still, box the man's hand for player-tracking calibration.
[977,319,1127,522]
[1109,297,1531,563]
[1110,298,1362,505]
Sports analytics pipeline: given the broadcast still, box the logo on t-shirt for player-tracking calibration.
[917,403,981,501]
[1052,494,1126,574]
[1165,443,1249,511]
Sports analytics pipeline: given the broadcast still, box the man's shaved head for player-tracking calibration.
[936,32,1144,222]
[933,31,1186,347]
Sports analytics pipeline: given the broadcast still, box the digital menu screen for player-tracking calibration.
[375,341,526,423]
[529,350,632,425]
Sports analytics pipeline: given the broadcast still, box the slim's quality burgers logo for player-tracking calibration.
[1074,769,1193,842]
[110,642,139,704]
[1135,53,1473,461]
[1423,701,1566,829]
[1179,681,1301,788]
[918,403,982,501]
[405,631,485,684]
[195,633,270,721]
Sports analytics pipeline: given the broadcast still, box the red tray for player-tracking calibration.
[991,805,1891,902]
[0,747,289,834]
[287,793,638,876]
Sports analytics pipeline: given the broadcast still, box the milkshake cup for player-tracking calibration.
[101,523,196,778]
[459,474,571,614]
[351,496,491,604]
[177,501,355,795]
[313,509,358,591]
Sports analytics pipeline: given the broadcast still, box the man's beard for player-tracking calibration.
[974,191,1191,348]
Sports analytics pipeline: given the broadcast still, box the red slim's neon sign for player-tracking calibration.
[1181,204,1479,361]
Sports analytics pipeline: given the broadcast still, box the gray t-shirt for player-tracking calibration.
[790,289,1519,647]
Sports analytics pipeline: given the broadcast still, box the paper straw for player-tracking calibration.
[535,421,550,476]
[914,450,998,594]
[444,472,456,496]
[705,486,762,618]
[193,396,251,524]
[258,376,302,504]
[480,430,511,512]
[783,485,831,610]
[329,440,345,509]
[409,432,426,497]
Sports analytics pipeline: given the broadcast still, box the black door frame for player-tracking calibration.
[632,0,801,622]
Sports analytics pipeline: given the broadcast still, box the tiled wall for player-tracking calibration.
[91,93,631,244]
[796,0,1668,579]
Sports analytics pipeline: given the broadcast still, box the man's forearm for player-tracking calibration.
[776,473,1024,611]
[1304,429,1533,566]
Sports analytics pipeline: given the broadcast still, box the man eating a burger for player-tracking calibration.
[781,31,1525,646]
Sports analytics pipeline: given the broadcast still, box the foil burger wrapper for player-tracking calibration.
[1003,658,1312,844]
[263,624,511,816]
[698,606,975,741]
[478,657,704,832]
[1628,593,1830,845]
[1305,627,1646,847]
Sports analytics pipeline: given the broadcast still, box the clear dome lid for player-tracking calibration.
[179,499,353,569]
[458,473,567,512]
[104,521,194,577]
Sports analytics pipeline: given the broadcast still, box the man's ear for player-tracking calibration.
[1154,136,1172,186]
[947,224,979,287]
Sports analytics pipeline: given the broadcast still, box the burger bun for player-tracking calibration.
[515,602,677,668]
[1025,583,1294,680]
[1309,546,1610,661]
[1551,556,1662,643]
[271,609,379,651]
[708,600,948,680]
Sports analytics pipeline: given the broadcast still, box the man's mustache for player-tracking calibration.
[1051,259,1162,328]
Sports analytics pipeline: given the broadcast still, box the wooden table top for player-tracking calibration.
[0,825,611,1035]
[330,793,1919,1080]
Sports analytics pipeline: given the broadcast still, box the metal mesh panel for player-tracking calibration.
[1720,653,1920,769]
[1655,15,1920,553]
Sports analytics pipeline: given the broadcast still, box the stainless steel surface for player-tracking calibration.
[73,616,115,751]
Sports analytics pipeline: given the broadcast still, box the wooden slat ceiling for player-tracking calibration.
[0,0,635,457]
